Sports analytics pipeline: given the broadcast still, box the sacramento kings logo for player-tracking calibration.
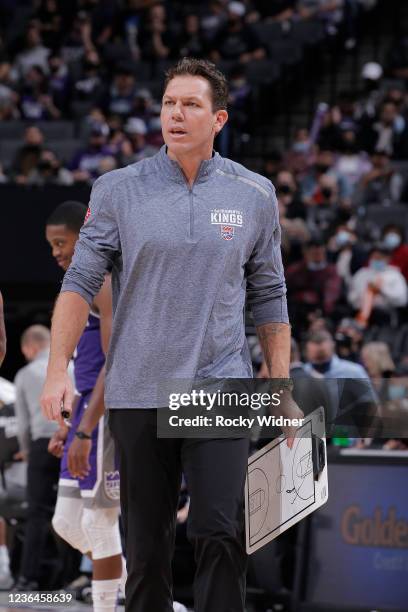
[221,225,234,240]
[104,470,120,500]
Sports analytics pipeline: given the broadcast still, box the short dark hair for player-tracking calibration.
[306,330,333,345]
[46,201,87,233]
[163,57,228,111]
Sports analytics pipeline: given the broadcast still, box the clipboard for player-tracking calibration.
[245,406,328,554]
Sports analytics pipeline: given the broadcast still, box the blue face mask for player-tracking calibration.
[384,232,401,250]
[293,142,309,154]
[388,385,406,400]
[370,260,386,272]
[336,231,352,248]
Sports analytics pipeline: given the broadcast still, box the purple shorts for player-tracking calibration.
[59,393,119,508]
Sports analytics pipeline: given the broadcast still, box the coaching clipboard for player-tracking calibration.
[245,406,328,554]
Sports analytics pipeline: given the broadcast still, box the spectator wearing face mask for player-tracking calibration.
[349,245,408,326]
[381,224,408,283]
[328,226,369,287]
[361,101,408,159]
[354,149,403,205]
[286,237,342,330]
[304,330,378,435]
[284,127,315,176]
[333,130,372,189]
[210,2,265,63]
[300,148,352,208]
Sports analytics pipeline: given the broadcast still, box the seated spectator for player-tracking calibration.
[0,61,19,120]
[286,237,342,330]
[12,21,50,79]
[47,54,69,114]
[304,329,378,435]
[97,155,118,176]
[248,0,296,22]
[10,126,44,183]
[276,170,309,263]
[117,0,144,61]
[297,0,344,34]
[262,151,283,182]
[283,127,314,176]
[60,12,94,64]
[305,173,342,235]
[121,117,159,164]
[26,149,73,186]
[360,341,395,397]
[386,30,408,80]
[361,101,408,159]
[354,150,403,205]
[276,170,306,219]
[19,65,61,120]
[138,3,175,61]
[334,130,372,190]
[36,0,62,50]
[327,225,368,287]
[349,245,408,326]
[227,64,253,135]
[69,122,112,183]
[101,63,138,118]
[201,0,227,42]
[334,317,364,363]
[381,223,408,283]
[354,62,384,125]
[176,13,208,59]
[210,2,265,63]
[71,50,104,116]
[300,148,352,207]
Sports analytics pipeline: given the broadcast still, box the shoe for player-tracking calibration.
[173,603,188,612]
[0,570,13,591]
[12,576,39,591]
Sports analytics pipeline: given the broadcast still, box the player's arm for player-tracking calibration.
[41,291,90,425]
[0,291,6,367]
[68,275,112,478]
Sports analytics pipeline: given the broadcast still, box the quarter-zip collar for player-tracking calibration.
[156,144,221,185]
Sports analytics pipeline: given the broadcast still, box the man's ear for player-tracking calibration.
[214,109,228,134]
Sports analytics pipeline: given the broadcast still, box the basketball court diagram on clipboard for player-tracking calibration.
[245,406,328,554]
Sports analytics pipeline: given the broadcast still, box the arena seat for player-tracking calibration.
[356,204,408,236]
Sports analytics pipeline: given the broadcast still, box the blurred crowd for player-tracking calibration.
[0,0,375,184]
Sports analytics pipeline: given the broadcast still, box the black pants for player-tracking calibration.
[109,410,249,612]
[20,437,60,582]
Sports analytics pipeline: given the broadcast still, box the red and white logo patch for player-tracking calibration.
[84,207,91,223]
[221,225,234,240]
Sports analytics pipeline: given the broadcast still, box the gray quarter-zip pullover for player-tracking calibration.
[62,146,288,408]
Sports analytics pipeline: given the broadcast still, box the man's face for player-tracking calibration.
[306,245,326,264]
[25,126,43,146]
[161,75,227,158]
[45,224,78,271]
[306,340,334,364]
[381,103,397,126]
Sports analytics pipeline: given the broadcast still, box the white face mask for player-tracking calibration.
[307,261,327,271]
[335,231,352,248]
[383,232,401,249]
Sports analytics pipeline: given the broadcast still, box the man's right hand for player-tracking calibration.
[48,427,68,458]
[41,371,74,425]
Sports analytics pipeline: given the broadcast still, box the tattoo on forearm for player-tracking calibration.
[256,323,289,375]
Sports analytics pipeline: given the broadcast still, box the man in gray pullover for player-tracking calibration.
[42,58,301,612]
